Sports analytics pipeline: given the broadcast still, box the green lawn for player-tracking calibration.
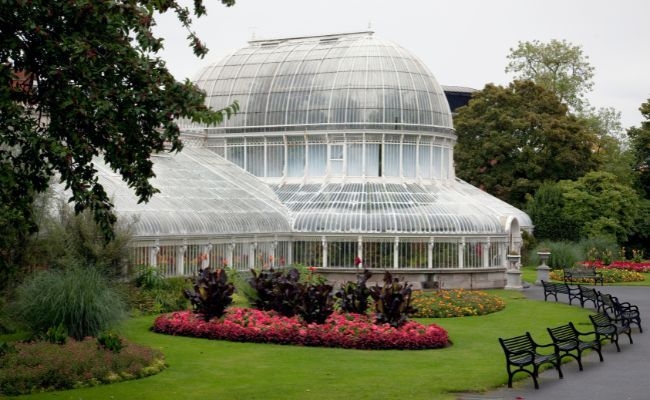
[11,290,595,400]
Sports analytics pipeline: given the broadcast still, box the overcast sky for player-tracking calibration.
[154,0,650,130]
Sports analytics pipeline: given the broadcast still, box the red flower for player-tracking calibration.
[152,309,450,350]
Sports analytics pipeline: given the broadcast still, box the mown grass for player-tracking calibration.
[10,290,594,400]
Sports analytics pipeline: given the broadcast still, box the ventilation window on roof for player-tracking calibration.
[320,37,340,43]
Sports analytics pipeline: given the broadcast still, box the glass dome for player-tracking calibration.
[190,31,453,133]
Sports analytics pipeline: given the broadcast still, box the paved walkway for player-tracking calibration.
[457,285,648,400]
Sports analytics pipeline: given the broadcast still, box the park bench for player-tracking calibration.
[498,332,563,389]
[600,293,643,333]
[541,280,580,305]
[589,312,633,352]
[578,285,601,310]
[547,322,603,371]
[563,265,603,286]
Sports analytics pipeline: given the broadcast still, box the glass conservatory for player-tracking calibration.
[102,31,532,288]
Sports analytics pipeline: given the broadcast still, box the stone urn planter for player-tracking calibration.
[505,254,522,290]
[535,251,551,285]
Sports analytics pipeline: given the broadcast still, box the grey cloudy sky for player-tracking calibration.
[155,0,650,129]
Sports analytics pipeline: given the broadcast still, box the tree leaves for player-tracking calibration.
[454,80,599,209]
[0,0,237,256]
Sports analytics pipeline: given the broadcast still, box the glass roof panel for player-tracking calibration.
[268,181,526,234]
[192,32,452,133]
[88,148,292,238]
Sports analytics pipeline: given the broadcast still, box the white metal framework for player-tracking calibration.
[96,32,531,279]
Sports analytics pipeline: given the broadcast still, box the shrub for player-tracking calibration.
[227,268,256,307]
[0,341,15,357]
[248,267,303,317]
[368,271,416,328]
[133,265,167,290]
[44,323,68,344]
[184,268,235,321]
[121,277,190,315]
[247,267,334,324]
[579,236,620,264]
[0,337,165,396]
[538,241,583,270]
[10,266,127,340]
[97,330,124,353]
[296,281,334,324]
[334,269,372,314]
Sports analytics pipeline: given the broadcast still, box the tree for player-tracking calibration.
[627,99,650,197]
[580,106,635,186]
[558,171,641,244]
[454,80,599,208]
[0,1,238,274]
[506,39,595,111]
[525,182,580,242]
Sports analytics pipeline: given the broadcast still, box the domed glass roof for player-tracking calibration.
[192,31,452,133]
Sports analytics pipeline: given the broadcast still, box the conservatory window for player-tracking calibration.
[432,146,442,179]
[307,144,327,176]
[246,145,264,176]
[267,144,284,177]
[346,143,363,176]
[442,147,450,179]
[229,146,245,169]
[403,143,416,177]
[383,143,400,177]
[287,143,305,177]
[365,144,380,177]
[419,144,432,178]
[329,144,343,175]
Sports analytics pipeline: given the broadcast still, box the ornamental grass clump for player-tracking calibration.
[10,265,127,341]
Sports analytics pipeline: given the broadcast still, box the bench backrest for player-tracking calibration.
[590,312,612,327]
[499,332,534,355]
[600,293,616,309]
[547,323,577,342]
[579,285,597,296]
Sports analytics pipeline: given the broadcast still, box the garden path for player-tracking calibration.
[458,285,649,400]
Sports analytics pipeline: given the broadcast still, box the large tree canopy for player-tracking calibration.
[627,99,650,197]
[505,39,594,111]
[0,0,237,244]
[454,80,599,209]
[558,171,641,243]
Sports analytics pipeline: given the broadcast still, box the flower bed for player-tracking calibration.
[153,308,450,350]
[411,289,506,318]
[0,338,165,396]
[550,267,646,283]
[585,260,650,273]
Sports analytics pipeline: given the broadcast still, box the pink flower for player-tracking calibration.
[153,309,449,350]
